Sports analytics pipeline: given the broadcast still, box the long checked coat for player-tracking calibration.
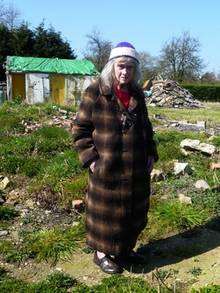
[73,81,158,256]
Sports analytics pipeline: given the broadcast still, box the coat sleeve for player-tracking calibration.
[140,93,159,162]
[72,87,99,168]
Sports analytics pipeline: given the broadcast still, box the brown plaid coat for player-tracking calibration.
[73,81,158,256]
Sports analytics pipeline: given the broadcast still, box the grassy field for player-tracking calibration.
[0,100,219,292]
[149,102,220,127]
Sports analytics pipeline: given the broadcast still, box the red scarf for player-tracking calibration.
[114,85,131,109]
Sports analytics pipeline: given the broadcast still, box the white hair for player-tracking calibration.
[99,57,141,90]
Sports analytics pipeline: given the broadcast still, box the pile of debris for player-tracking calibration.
[22,107,75,134]
[143,78,202,108]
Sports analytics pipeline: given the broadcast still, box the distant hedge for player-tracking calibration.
[182,84,220,102]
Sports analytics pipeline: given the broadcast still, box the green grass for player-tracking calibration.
[154,130,208,164]
[0,123,82,209]
[0,270,160,293]
[0,206,19,220]
[1,270,217,293]
[192,285,220,292]
[0,240,28,263]
[30,150,83,208]
[0,270,76,292]
[148,102,220,126]
[0,101,220,291]
[0,126,72,176]
[88,275,158,293]
[0,218,85,264]
[141,199,209,241]
[62,171,88,202]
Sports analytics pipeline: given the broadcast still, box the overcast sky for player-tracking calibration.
[14,0,220,74]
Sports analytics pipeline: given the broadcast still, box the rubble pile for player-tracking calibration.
[22,108,76,134]
[145,78,202,108]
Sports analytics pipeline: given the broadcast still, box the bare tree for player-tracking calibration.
[138,51,159,83]
[201,71,216,83]
[84,29,112,72]
[0,0,20,28]
[159,31,204,82]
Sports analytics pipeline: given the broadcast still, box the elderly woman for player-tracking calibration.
[73,42,158,274]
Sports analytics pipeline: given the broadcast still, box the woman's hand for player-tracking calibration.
[90,161,96,173]
[147,156,154,174]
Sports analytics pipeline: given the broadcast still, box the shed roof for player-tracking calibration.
[6,56,98,76]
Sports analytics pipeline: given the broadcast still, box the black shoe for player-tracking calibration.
[116,250,147,265]
[93,252,123,274]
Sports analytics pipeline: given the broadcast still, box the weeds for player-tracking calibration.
[153,200,208,230]
[192,285,220,292]
[0,270,76,292]
[0,206,19,220]
[0,240,27,263]
[0,218,85,264]
[142,200,209,241]
[30,150,83,204]
[188,266,202,278]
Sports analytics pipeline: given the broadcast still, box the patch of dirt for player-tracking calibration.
[56,227,220,290]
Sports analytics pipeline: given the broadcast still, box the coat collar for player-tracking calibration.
[99,80,141,111]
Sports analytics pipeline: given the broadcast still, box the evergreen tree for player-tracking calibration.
[0,23,12,79]
[11,22,34,56]
[33,22,76,59]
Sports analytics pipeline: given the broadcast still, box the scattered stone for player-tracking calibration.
[196,143,216,156]
[160,195,169,200]
[151,169,165,181]
[180,139,216,156]
[72,199,84,212]
[55,267,63,272]
[0,177,10,190]
[207,135,216,141]
[59,109,67,115]
[180,148,190,156]
[211,185,220,193]
[210,162,220,170]
[14,204,26,211]
[174,162,192,176]
[180,139,200,151]
[178,193,192,205]
[20,208,29,217]
[194,180,210,190]
[154,114,166,120]
[197,121,206,129]
[178,122,206,132]
[25,199,35,209]
[72,221,80,227]
[0,230,9,237]
[6,189,25,205]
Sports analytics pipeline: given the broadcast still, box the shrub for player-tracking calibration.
[0,206,19,220]
[183,84,220,102]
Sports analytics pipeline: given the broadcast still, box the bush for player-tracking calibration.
[183,84,220,102]
[0,206,19,221]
